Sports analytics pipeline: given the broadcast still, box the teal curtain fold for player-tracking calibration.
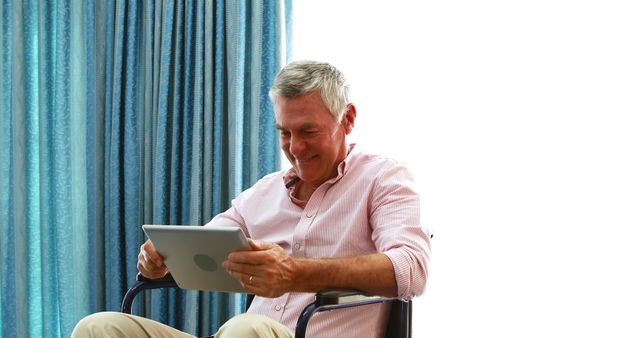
[0,0,291,337]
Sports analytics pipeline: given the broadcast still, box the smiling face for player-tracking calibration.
[275,91,355,189]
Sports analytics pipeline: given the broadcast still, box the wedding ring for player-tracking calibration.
[249,275,254,284]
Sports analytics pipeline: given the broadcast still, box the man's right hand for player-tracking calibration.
[137,239,169,279]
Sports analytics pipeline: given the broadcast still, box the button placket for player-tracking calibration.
[271,293,290,321]
[292,185,328,257]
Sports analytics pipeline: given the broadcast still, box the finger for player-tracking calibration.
[228,251,276,266]
[138,250,165,275]
[223,260,259,276]
[226,268,253,286]
[144,240,164,266]
[241,280,261,295]
[224,265,279,298]
[146,268,168,279]
[240,278,281,298]
[247,239,262,250]
[142,250,166,269]
[228,241,277,263]
[137,251,155,275]
[142,240,165,267]
[138,260,168,279]
[138,241,168,278]
[247,239,275,250]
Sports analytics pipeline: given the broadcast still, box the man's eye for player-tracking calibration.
[280,131,291,138]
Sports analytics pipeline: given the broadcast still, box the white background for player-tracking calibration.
[291,1,640,337]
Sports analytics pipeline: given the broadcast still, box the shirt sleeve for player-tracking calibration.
[370,162,431,299]
[203,195,250,237]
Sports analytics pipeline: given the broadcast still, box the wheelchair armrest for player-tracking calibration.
[135,273,178,284]
[314,290,386,306]
[295,290,398,338]
[120,273,179,314]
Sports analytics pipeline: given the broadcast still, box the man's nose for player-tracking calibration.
[289,135,305,156]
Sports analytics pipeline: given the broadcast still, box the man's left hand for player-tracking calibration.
[223,240,298,298]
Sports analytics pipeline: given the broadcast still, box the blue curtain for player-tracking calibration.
[0,1,292,337]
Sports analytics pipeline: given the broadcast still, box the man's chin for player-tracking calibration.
[296,170,320,184]
[295,161,316,173]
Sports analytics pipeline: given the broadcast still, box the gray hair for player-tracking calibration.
[269,60,350,121]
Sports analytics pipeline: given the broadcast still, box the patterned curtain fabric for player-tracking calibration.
[0,1,291,337]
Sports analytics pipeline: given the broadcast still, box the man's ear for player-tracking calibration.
[341,104,357,134]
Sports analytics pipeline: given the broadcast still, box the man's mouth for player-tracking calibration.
[296,155,317,164]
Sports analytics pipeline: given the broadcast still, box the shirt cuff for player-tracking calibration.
[383,248,428,300]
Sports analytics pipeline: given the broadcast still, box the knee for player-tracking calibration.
[215,313,292,338]
[71,312,136,338]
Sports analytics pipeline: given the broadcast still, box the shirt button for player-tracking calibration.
[275,305,282,311]
[294,243,301,250]
[306,213,314,218]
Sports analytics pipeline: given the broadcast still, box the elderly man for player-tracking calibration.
[73,60,431,338]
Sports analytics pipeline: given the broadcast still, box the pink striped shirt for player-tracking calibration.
[206,144,430,337]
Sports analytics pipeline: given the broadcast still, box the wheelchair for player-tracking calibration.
[121,273,412,337]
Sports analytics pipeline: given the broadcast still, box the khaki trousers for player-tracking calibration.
[71,311,294,338]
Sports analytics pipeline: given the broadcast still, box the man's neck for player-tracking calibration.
[294,181,318,202]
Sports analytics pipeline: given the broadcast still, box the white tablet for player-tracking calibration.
[142,224,250,293]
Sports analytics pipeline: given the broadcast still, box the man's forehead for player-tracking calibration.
[274,121,320,130]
